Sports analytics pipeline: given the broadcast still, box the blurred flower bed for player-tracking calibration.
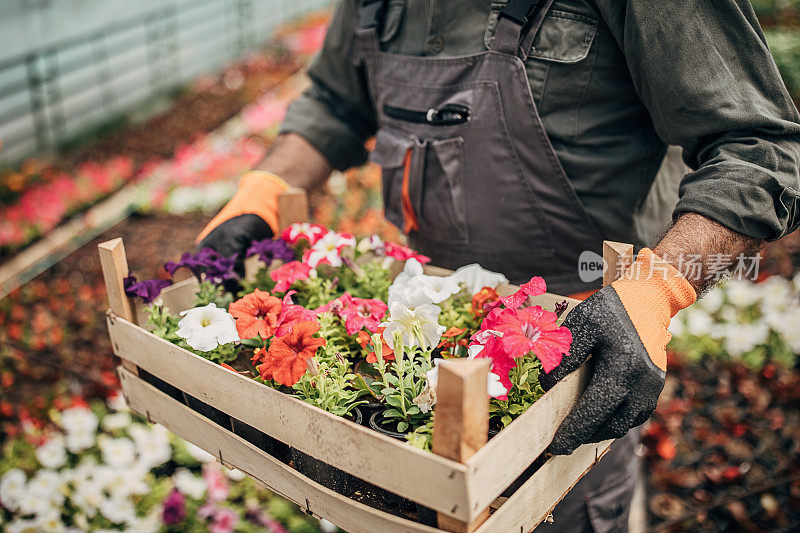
[0,394,330,532]
[0,13,327,259]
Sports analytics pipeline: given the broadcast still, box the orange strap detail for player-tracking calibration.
[567,288,598,301]
[611,248,697,371]
[196,171,290,243]
[400,147,419,233]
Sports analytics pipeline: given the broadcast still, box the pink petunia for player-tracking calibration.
[209,508,239,533]
[275,291,318,337]
[488,306,572,373]
[203,463,230,503]
[499,276,547,310]
[280,223,327,246]
[270,261,311,292]
[384,242,431,264]
[338,293,388,335]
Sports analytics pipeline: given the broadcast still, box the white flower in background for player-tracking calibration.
[697,287,724,314]
[304,231,356,267]
[486,372,509,399]
[71,479,104,516]
[106,392,129,412]
[725,279,760,307]
[793,272,800,293]
[173,468,206,499]
[61,407,99,436]
[6,519,38,533]
[381,302,446,350]
[27,470,64,502]
[759,275,793,311]
[176,303,239,351]
[388,258,461,308]
[719,306,740,325]
[668,313,685,337]
[98,495,137,524]
[0,469,27,512]
[447,264,509,295]
[102,412,132,432]
[35,436,67,469]
[99,436,136,468]
[133,425,172,470]
[95,465,149,499]
[686,308,716,337]
[18,488,56,516]
[184,442,215,463]
[319,519,339,533]
[723,322,769,357]
[34,512,65,533]
[356,234,384,254]
[225,468,246,481]
[65,430,95,454]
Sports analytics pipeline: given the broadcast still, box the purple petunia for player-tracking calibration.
[123,274,172,303]
[161,488,186,526]
[164,248,238,285]
[246,238,295,266]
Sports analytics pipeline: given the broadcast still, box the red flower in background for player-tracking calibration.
[280,223,327,246]
[270,261,311,292]
[256,321,325,386]
[472,287,500,318]
[384,242,430,264]
[228,289,282,339]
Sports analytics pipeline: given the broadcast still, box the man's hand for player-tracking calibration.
[196,133,332,273]
[541,213,764,455]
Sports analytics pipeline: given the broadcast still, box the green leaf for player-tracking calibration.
[397,421,409,432]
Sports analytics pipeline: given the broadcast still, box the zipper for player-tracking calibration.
[383,103,470,126]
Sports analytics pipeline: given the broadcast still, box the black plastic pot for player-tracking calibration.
[367,411,407,439]
[138,368,185,404]
[230,418,291,463]
[357,402,385,427]
[290,408,364,496]
[183,392,231,428]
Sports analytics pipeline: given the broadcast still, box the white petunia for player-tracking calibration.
[102,412,132,432]
[723,322,769,357]
[697,288,724,314]
[319,519,339,533]
[133,425,172,470]
[486,372,509,399]
[99,437,136,468]
[98,495,137,524]
[667,312,685,337]
[61,407,99,437]
[173,468,206,499]
[685,308,715,337]
[27,470,64,503]
[0,468,27,512]
[388,258,461,308]
[176,303,239,351]
[224,468,246,481]
[65,430,95,454]
[35,512,65,533]
[725,279,760,308]
[35,436,67,469]
[18,489,56,516]
[447,264,509,295]
[6,519,38,533]
[184,441,215,463]
[106,392,129,413]
[93,466,148,499]
[304,231,356,267]
[381,302,446,350]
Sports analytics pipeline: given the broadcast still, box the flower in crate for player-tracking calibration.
[302,231,356,267]
[472,287,500,318]
[381,302,446,350]
[384,242,431,264]
[123,273,172,303]
[165,248,238,284]
[280,222,327,245]
[245,238,295,266]
[228,289,282,339]
[357,329,395,363]
[338,293,388,335]
[270,261,311,292]
[388,258,461,308]
[175,303,240,351]
[254,321,326,386]
[483,305,571,374]
[500,276,547,310]
[448,264,509,295]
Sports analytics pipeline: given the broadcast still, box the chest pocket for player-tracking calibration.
[485,7,598,129]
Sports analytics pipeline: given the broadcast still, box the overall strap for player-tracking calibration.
[353,0,386,58]
[491,0,556,60]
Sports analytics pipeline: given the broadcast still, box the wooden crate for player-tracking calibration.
[99,189,634,533]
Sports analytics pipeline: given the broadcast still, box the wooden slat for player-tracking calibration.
[464,360,590,515]
[277,187,309,230]
[158,276,200,314]
[98,238,134,322]
[603,241,634,287]
[118,368,442,533]
[107,315,472,520]
[434,360,490,533]
[475,440,613,533]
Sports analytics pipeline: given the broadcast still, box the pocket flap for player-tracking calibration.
[369,128,414,168]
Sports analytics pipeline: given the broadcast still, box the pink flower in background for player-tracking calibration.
[210,508,239,533]
[203,462,230,502]
[270,261,311,292]
[384,242,431,264]
[500,276,547,310]
[280,223,327,245]
[339,293,388,335]
[243,95,288,134]
[162,488,187,526]
[284,24,327,56]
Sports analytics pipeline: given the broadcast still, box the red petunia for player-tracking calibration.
[384,242,431,264]
[275,291,318,337]
[499,276,547,310]
[228,289,282,339]
[256,321,326,386]
[472,287,500,318]
[486,305,572,373]
[270,261,311,292]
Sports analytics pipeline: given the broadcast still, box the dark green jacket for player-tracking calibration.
[280,0,800,244]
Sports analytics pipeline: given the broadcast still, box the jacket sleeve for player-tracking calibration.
[596,0,800,240]
[279,0,378,170]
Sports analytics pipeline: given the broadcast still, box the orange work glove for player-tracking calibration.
[540,248,696,455]
[196,171,289,268]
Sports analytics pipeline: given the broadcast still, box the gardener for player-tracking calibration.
[196,0,800,530]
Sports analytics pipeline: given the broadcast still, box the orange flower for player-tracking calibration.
[472,287,500,318]
[357,328,394,363]
[257,321,326,386]
[229,289,282,339]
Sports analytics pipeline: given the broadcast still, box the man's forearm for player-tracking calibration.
[653,213,765,294]
[255,133,334,191]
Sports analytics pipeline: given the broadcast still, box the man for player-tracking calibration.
[197,0,800,530]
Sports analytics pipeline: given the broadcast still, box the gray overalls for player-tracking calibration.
[354,0,639,530]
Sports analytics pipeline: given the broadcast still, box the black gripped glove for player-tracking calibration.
[540,249,697,456]
[196,171,289,276]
